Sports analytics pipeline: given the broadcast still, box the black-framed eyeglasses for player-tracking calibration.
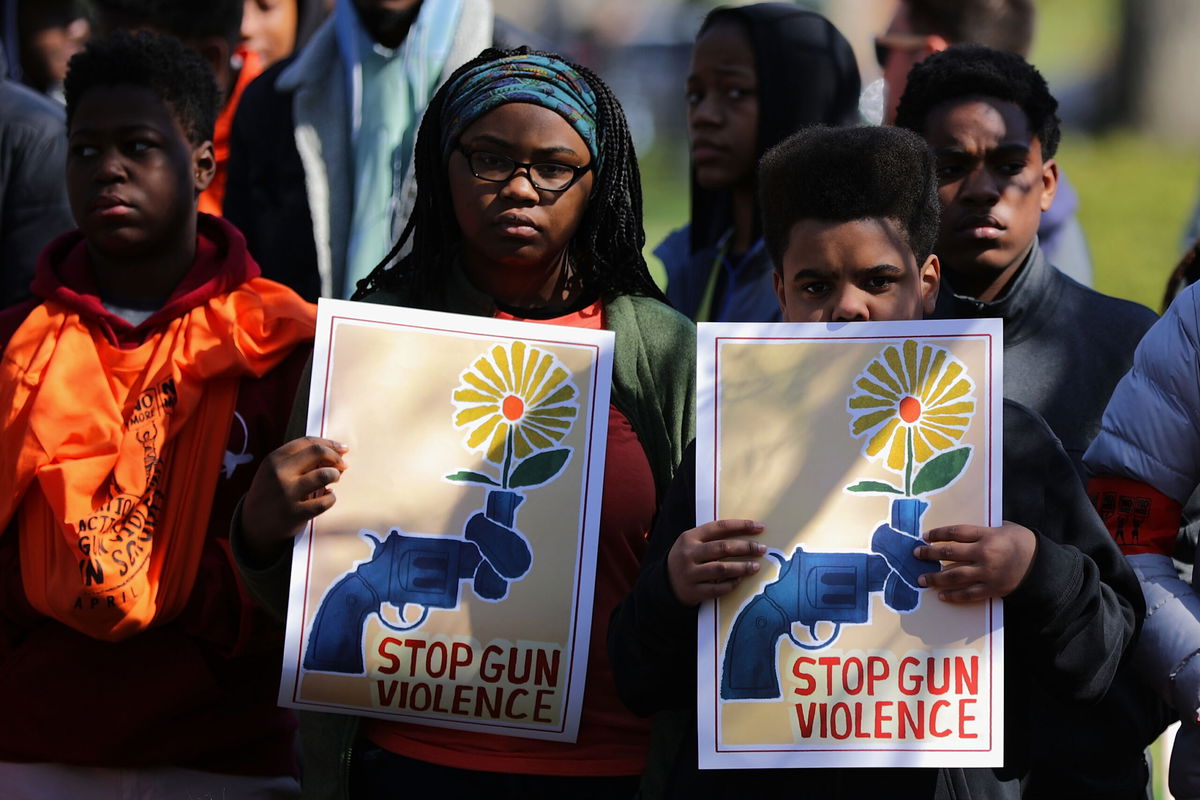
[459,146,592,192]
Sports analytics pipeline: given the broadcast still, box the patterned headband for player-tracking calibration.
[440,53,602,174]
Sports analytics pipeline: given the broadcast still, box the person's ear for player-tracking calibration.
[1039,157,1059,213]
[193,140,217,193]
[773,268,787,317]
[919,252,940,317]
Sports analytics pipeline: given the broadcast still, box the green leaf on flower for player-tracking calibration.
[845,480,903,494]
[508,448,571,489]
[912,447,972,496]
[445,470,500,486]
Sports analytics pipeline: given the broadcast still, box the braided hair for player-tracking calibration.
[352,47,666,308]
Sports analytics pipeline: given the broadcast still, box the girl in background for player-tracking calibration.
[657,3,861,322]
[241,0,326,67]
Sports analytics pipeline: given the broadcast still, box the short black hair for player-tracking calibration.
[758,125,940,268]
[906,0,1035,56]
[65,30,219,145]
[895,44,1060,159]
[92,0,243,44]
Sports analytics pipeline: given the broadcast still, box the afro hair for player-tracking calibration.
[894,44,1061,159]
[758,125,940,268]
[65,30,219,146]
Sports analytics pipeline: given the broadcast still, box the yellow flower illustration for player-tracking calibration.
[452,341,578,464]
[847,339,976,475]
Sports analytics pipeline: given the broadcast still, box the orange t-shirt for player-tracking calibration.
[364,301,656,775]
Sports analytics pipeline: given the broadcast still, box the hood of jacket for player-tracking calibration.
[688,4,861,254]
[29,213,261,346]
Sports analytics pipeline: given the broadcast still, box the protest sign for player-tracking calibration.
[281,299,613,742]
[697,319,1004,768]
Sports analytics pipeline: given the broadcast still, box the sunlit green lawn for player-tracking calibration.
[1063,132,1200,311]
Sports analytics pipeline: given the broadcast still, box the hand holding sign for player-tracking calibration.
[915,522,1037,602]
[242,436,349,564]
[668,519,766,606]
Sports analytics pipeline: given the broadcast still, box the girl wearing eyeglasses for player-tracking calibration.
[235,47,694,799]
[658,3,861,323]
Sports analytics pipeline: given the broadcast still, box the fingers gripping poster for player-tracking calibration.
[282,299,613,742]
[696,319,1004,769]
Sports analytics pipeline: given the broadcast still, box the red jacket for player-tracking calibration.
[0,215,309,774]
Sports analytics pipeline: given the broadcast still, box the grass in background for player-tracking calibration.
[1030,0,1121,78]
[1062,131,1200,311]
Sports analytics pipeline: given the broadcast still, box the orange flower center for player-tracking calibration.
[502,394,525,421]
[899,395,921,423]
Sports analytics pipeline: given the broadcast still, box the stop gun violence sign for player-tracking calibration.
[696,318,1004,769]
[281,299,613,743]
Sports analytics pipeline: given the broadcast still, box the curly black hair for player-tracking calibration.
[64,30,219,145]
[905,0,1034,56]
[894,44,1060,159]
[352,47,666,308]
[758,125,940,267]
[92,0,243,44]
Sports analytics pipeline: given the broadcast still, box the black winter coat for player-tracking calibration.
[609,400,1143,800]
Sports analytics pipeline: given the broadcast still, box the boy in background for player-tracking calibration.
[608,124,1140,799]
[876,0,1092,284]
[0,31,313,798]
[894,45,1156,479]
[896,48,1164,797]
[0,37,74,308]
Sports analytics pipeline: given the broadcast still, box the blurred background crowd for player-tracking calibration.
[3,0,1198,311]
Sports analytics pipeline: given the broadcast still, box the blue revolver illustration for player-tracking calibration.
[720,497,939,700]
[304,490,532,674]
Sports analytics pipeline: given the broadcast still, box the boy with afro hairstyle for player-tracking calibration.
[608,123,1140,799]
[0,31,313,798]
[92,0,262,216]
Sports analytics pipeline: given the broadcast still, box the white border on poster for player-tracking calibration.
[279,298,614,743]
[695,318,1005,769]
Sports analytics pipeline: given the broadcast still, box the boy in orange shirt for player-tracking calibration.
[0,31,312,798]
